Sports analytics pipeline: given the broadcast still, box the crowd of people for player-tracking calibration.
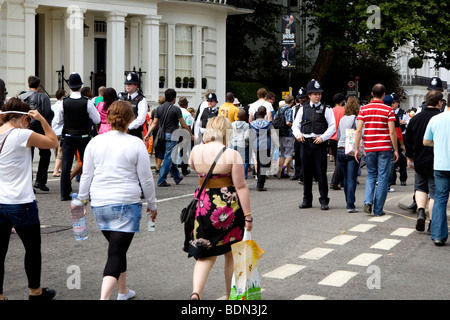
[0,71,449,301]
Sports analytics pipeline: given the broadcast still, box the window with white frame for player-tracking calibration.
[175,25,193,81]
[159,24,167,82]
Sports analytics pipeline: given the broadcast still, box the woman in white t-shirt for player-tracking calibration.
[78,100,157,300]
[0,98,59,300]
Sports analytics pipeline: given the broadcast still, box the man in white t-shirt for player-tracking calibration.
[248,88,274,122]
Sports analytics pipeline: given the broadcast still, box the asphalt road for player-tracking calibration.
[3,157,450,303]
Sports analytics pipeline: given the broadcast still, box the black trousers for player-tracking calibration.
[31,147,51,185]
[300,139,329,205]
[292,140,303,180]
[60,136,90,198]
[0,222,41,293]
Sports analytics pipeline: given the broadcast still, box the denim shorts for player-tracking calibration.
[91,203,142,233]
[0,201,40,228]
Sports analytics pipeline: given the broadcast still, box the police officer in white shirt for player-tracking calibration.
[122,73,148,139]
[292,79,336,210]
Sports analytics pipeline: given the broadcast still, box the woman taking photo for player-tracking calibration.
[78,100,157,300]
[185,116,252,300]
[337,96,361,213]
[0,98,59,300]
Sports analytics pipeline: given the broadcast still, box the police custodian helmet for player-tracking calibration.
[427,77,443,91]
[307,79,324,94]
[124,72,140,85]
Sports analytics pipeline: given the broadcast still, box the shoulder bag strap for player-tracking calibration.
[159,103,173,130]
[0,128,15,155]
[195,146,227,199]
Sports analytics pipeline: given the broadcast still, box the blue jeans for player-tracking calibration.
[364,151,393,215]
[337,150,359,209]
[431,170,450,242]
[157,133,182,186]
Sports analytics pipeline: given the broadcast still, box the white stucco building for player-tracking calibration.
[0,0,252,107]
[394,44,449,110]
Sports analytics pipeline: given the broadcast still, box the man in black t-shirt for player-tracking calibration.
[145,89,193,186]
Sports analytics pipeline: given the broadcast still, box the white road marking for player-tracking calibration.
[349,224,376,233]
[390,227,415,237]
[370,238,401,250]
[263,264,306,280]
[347,253,382,267]
[299,247,334,260]
[318,270,358,287]
[369,215,392,222]
[325,234,357,245]
[295,294,326,300]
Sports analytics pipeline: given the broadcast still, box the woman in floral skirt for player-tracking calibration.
[185,116,252,300]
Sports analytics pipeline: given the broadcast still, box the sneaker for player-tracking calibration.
[117,288,135,300]
[388,187,395,192]
[364,203,372,214]
[347,208,358,213]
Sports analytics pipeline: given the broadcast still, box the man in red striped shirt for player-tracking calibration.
[354,84,399,216]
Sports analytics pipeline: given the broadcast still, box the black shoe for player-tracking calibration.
[29,287,56,300]
[182,170,191,176]
[290,175,300,181]
[34,182,49,192]
[175,176,184,185]
[158,181,171,187]
[416,208,426,232]
[257,187,267,191]
[321,204,329,210]
[433,239,445,246]
[299,202,312,209]
[61,195,72,201]
[401,181,407,186]
[330,184,341,190]
[407,201,417,213]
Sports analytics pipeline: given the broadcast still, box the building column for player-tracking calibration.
[24,1,38,79]
[65,6,85,78]
[48,10,65,94]
[142,15,161,103]
[106,11,127,91]
[128,17,140,71]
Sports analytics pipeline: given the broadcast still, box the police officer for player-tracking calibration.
[292,79,336,210]
[55,73,100,201]
[194,92,219,140]
[122,72,148,138]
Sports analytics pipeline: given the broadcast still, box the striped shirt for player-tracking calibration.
[357,99,395,152]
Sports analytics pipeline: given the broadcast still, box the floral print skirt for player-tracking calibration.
[184,184,245,259]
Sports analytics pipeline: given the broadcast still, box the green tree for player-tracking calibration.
[302,0,450,81]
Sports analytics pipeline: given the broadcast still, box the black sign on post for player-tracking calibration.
[281,14,296,69]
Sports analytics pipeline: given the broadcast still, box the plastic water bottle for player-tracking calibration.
[147,212,155,232]
[71,193,88,241]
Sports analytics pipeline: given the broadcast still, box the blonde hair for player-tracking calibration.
[202,116,232,145]
[107,100,135,132]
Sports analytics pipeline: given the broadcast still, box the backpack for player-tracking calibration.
[272,107,290,137]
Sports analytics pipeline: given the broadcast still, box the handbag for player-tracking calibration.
[180,146,227,230]
[153,103,173,150]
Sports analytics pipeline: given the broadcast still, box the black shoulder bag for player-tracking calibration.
[180,146,227,230]
[153,103,173,150]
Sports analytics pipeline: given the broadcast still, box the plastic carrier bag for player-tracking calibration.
[229,231,265,300]
[344,128,365,157]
